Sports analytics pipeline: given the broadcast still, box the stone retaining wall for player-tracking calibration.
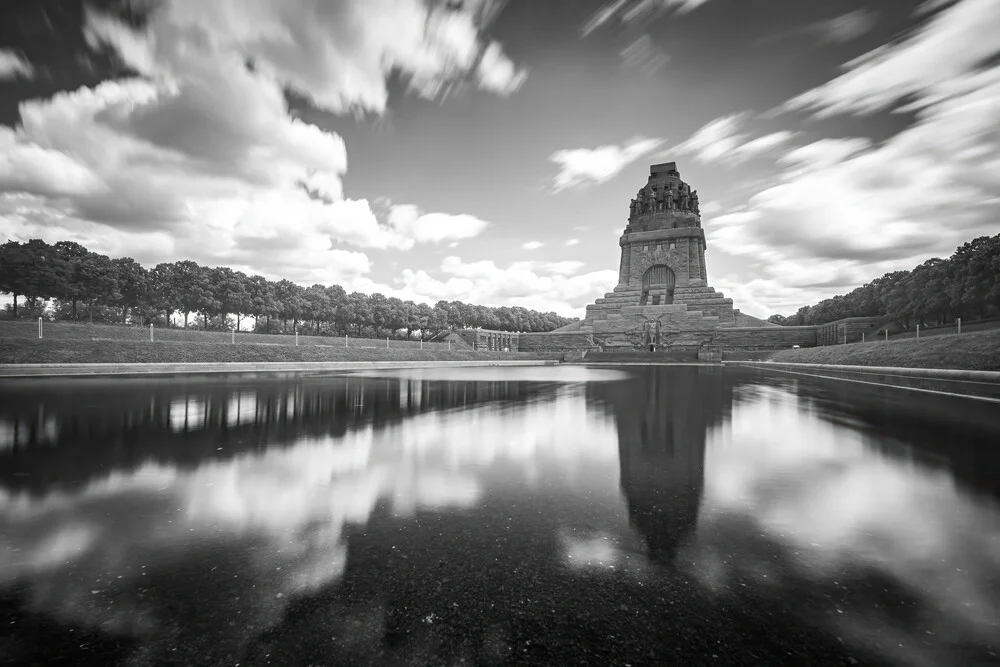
[518,332,600,352]
[710,326,818,350]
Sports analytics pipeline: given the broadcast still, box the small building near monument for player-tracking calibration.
[455,328,519,351]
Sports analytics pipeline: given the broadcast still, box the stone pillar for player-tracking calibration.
[699,239,708,285]
[687,239,696,282]
[618,242,631,286]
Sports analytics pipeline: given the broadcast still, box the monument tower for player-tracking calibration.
[578,162,736,350]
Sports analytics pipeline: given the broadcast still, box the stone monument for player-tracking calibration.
[577,162,736,350]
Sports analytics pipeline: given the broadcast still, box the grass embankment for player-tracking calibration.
[767,328,1000,372]
[0,339,557,364]
[0,320,448,348]
[0,322,553,364]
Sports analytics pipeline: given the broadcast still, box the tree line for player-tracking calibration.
[767,234,1000,329]
[0,239,577,338]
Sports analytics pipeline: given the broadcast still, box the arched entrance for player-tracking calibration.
[640,264,675,306]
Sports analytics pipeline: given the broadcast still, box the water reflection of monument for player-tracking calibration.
[590,366,735,563]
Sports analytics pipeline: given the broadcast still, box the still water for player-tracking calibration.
[1,365,999,666]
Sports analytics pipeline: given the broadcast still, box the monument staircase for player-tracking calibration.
[582,348,699,363]
[579,284,737,350]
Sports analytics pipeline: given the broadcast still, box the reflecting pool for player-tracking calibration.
[1,365,999,665]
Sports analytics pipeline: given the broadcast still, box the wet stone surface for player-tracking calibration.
[1,365,999,665]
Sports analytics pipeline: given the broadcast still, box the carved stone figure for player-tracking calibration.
[653,319,662,348]
[690,191,699,214]
[679,192,689,210]
[646,190,656,213]
[629,198,638,217]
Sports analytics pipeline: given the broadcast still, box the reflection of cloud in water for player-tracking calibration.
[560,531,622,570]
[351,365,630,384]
[0,383,617,656]
[695,385,1000,665]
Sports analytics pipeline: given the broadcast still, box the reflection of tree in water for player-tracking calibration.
[0,377,551,495]
[587,366,735,563]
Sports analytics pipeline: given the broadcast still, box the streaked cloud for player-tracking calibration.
[669,113,796,166]
[0,0,508,289]
[0,49,33,80]
[582,0,713,36]
[784,0,1000,116]
[760,9,878,46]
[707,0,1000,313]
[476,41,529,96]
[816,9,879,43]
[620,34,669,76]
[550,137,663,192]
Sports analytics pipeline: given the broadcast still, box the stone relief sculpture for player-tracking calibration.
[679,191,689,210]
[690,191,699,214]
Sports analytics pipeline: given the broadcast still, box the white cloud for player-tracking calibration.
[620,34,670,75]
[0,49,33,80]
[712,0,1000,314]
[566,238,580,246]
[670,113,796,166]
[522,241,544,250]
[84,0,527,115]
[784,0,1000,117]
[710,80,1000,310]
[399,256,619,315]
[476,41,529,96]
[778,138,872,173]
[735,131,797,160]
[0,0,511,287]
[386,205,489,248]
[814,9,879,44]
[550,136,663,192]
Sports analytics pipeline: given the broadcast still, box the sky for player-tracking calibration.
[0,0,998,318]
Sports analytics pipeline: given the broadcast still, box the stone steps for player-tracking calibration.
[674,297,734,307]
[583,348,700,363]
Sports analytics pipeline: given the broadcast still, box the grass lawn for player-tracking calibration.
[767,328,1000,371]
[0,339,556,364]
[0,320,450,349]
